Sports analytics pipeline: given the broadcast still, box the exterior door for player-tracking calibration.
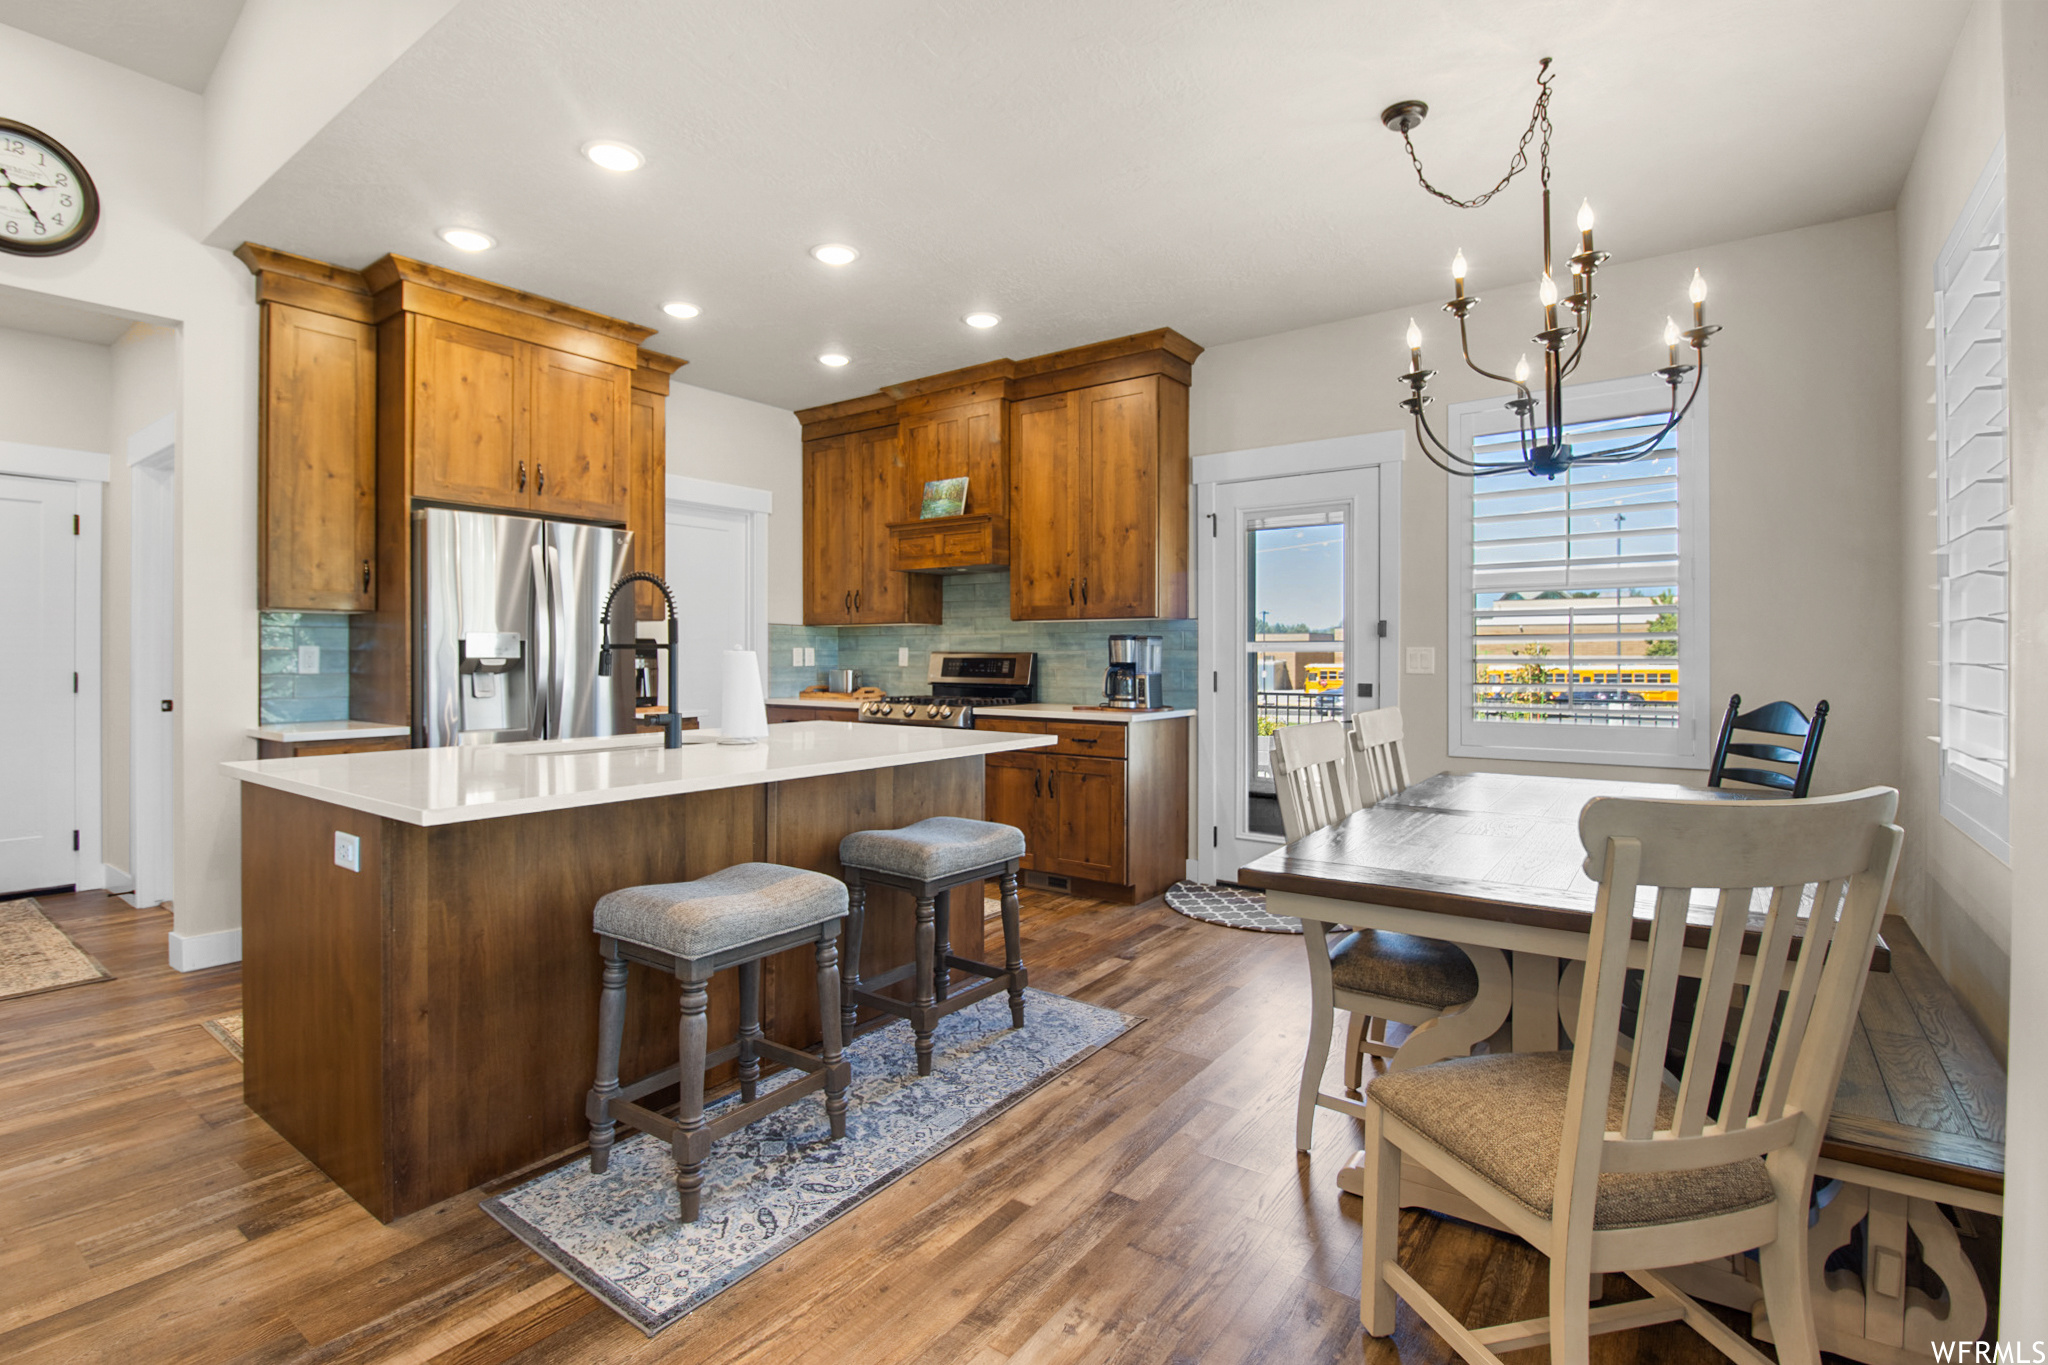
[1211,467,1382,878]
[527,345,629,522]
[0,474,78,895]
[410,316,525,510]
[1077,376,1158,619]
[1008,390,1081,619]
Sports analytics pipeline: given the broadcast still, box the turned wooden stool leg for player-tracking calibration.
[673,975,711,1222]
[736,959,762,1102]
[999,869,1026,1028]
[586,940,629,1173]
[933,888,953,1004]
[841,874,866,1040]
[815,932,850,1139]
[912,893,938,1076]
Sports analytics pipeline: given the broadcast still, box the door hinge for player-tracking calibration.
[1377,619,1388,638]
[1211,826,1219,848]
[73,830,80,851]
[73,514,81,535]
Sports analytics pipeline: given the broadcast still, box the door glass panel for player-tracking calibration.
[1244,509,1346,837]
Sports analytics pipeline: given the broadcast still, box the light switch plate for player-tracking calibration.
[1405,646,1436,675]
[298,644,320,674]
[333,831,360,872]
[792,646,804,667]
[898,646,910,666]
[803,647,816,666]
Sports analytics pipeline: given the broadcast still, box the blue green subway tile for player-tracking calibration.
[261,650,299,675]
[260,610,304,626]
[259,697,348,725]
[294,673,350,699]
[260,624,294,650]
[260,676,296,699]
[296,627,351,651]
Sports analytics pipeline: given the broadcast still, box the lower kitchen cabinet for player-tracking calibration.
[979,716,1188,903]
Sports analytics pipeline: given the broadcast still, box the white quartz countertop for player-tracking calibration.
[766,698,1194,725]
[223,723,1056,827]
[247,720,411,743]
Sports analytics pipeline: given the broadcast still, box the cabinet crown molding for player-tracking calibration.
[361,254,658,345]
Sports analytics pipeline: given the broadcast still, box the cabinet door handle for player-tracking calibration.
[1068,578,1075,605]
[1048,769,1057,798]
[854,588,861,612]
[361,560,372,594]
[1034,770,1042,798]
[1080,577,1088,606]
[844,591,851,613]
[518,460,527,491]
[536,463,545,494]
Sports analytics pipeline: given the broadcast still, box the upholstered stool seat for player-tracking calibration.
[1367,1051,1775,1230]
[838,817,1028,1076]
[1329,928,1481,1011]
[585,863,851,1223]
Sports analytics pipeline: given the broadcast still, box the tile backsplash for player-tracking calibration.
[259,611,354,725]
[768,572,1196,707]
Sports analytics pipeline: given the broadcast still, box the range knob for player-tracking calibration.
[939,705,954,719]
[925,705,941,718]
[878,703,893,717]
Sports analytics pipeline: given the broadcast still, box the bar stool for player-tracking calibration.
[585,862,852,1223]
[838,817,1027,1076]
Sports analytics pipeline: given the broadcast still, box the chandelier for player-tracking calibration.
[1385,59,1719,479]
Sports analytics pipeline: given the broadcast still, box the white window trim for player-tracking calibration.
[1445,371,1712,769]
[1934,143,2010,864]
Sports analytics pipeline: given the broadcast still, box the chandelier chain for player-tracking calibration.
[1397,56,1553,210]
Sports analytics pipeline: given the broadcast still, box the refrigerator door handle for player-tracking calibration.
[530,542,553,739]
[544,542,569,739]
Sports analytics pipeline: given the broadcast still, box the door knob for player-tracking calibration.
[160,699,174,712]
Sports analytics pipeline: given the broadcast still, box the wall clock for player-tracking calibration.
[0,119,99,256]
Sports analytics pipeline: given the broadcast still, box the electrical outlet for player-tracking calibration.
[792,646,804,667]
[803,647,816,666]
[333,831,360,873]
[1405,646,1436,675]
[298,644,320,674]
[898,646,910,666]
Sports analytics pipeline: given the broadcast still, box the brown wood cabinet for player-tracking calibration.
[628,354,684,620]
[801,421,941,626]
[978,715,1189,903]
[1010,374,1189,621]
[253,735,409,760]
[254,301,379,611]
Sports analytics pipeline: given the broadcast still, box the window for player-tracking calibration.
[1447,372,1711,768]
[1934,147,2009,863]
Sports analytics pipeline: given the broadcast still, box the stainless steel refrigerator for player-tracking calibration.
[413,507,637,747]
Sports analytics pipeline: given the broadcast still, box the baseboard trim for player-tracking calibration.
[103,864,135,894]
[168,927,242,972]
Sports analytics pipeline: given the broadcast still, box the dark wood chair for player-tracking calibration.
[1707,694,1830,797]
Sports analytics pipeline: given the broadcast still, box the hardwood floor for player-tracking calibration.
[5,887,1775,1363]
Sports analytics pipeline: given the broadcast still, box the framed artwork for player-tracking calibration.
[919,477,968,519]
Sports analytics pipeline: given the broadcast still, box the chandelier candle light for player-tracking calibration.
[1385,59,1720,478]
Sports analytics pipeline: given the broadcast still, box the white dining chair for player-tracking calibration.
[1270,720,1509,1153]
[1358,787,1903,1365]
[1348,706,1410,802]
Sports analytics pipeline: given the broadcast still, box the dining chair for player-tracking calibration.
[1358,786,1903,1365]
[1270,720,1509,1153]
[1348,706,1411,803]
[1707,694,1830,797]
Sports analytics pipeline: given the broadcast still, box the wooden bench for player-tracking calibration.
[1671,915,2003,1365]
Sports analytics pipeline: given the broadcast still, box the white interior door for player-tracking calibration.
[131,452,175,907]
[1211,468,1382,878]
[664,502,755,729]
[0,474,79,896]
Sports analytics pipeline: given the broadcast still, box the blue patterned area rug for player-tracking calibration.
[483,987,1138,1335]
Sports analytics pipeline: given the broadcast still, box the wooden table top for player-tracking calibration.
[1238,772,2000,1191]
[1235,771,1868,960]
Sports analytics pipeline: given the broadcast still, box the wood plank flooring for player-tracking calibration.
[1,888,1820,1363]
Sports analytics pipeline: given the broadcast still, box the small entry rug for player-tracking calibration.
[1164,880,1302,935]
[203,1013,245,1061]
[0,898,113,1001]
[483,987,1136,1335]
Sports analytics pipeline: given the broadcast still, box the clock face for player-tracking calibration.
[0,120,99,256]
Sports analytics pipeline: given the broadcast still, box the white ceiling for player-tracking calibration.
[207,0,1966,410]
[0,0,246,93]
[0,283,144,344]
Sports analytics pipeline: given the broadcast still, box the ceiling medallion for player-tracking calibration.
[1387,59,1719,479]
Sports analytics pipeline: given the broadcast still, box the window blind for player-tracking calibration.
[1467,412,1683,728]
[1934,153,2009,859]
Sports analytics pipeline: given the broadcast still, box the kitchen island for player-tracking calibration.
[223,722,1055,1221]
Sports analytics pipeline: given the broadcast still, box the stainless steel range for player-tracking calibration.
[856,651,1036,728]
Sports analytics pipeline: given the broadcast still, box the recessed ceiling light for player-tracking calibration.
[662,301,701,319]
[810,243,859,266]
[439,227,495,252]
[583,141,644,172]
[818,353,850,367]
[963,312,1001,329]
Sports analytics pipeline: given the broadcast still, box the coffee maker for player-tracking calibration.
[1103,634,1165,710]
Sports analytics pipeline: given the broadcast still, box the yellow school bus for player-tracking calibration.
[1303,664,1345,694]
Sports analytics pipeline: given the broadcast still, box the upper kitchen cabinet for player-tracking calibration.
[797,395,941,627]
[408,315,525,509]
[238,246,381,612]
[629,352,686,620]
[885,366,1013,574]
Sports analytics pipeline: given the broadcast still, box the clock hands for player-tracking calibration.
[0,168,45,226]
